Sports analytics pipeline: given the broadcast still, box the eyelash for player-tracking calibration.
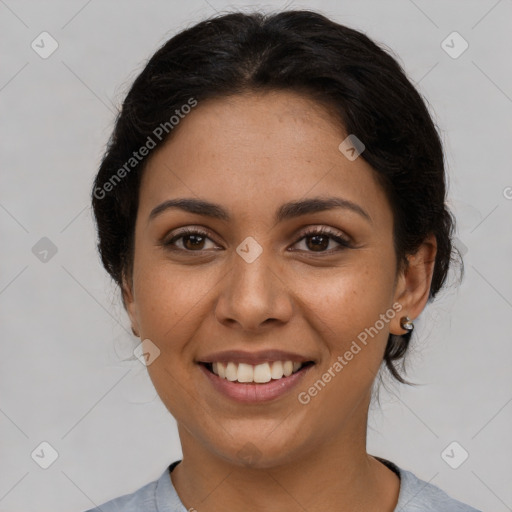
[162,226,352,254]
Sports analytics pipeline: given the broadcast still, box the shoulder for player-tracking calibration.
[395,465,482,512]
[82,478,159,512]
[82,461,185,512]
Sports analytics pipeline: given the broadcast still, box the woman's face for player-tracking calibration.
[123,90,416,467]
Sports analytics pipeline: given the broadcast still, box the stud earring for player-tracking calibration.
[400,316,414,332]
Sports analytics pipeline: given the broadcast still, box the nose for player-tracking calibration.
[213,243,294,332]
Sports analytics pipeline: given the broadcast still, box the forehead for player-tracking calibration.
[138,90,391,228]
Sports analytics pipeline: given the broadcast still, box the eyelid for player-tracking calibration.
[298,225,351,243]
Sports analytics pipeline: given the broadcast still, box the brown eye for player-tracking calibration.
[182,233,206,250]
[305,234,330,252]
[293,227,352,253]
[163,228,218,252]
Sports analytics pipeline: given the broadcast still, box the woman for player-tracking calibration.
[86,9,480,512]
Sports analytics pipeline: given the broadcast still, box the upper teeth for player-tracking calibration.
[211,361,304,383]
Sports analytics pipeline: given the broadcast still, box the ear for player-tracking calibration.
[390,234,437,335]
[121,272,140,338]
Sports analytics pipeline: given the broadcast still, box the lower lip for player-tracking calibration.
[199,363,314,403]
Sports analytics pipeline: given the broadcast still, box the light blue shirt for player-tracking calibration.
[83,459,481,511]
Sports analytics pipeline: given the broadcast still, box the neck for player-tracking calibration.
[170,402,399,512]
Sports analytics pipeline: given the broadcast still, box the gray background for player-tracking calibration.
[1,1,511,511]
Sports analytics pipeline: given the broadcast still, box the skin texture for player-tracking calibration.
[122,90,437,512]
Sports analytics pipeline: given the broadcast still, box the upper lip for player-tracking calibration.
[197,350,315,365]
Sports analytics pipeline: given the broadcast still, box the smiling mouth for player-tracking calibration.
[200,360,315,384]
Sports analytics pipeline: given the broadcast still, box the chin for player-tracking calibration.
[211,432,309,471]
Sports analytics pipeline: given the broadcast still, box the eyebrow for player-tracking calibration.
[148,196,372,225]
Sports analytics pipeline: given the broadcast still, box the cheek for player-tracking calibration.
[294,264,397,413]
[134,259,212,339]
[296,258,396,341]
[132,262,208,414]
